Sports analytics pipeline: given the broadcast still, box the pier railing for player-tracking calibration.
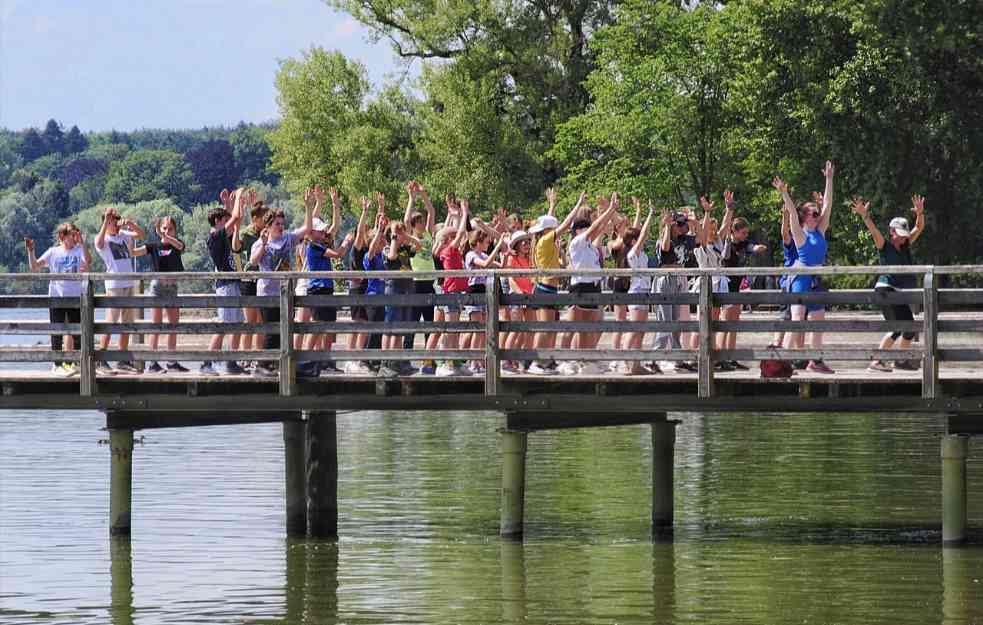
[2,265,982,399]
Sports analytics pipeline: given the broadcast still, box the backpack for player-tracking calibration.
[760,358,794,379]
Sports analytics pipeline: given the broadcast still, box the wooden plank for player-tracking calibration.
[506,411,667,430]
[500,349,698,362]
[938,349,983,362]
[280,279,296,397]
[295,349,484,362]
[719,348,923,361]
[94,322,280,334]
[0,322,83,335]
[485,277,500,396]
[0,350,81,362]
[715,291,919,305]
[93,295,278,308]
[80,279,95,396]
[106,410,300,429]
[698,274,714,398]
[296,293,482,307]
[937,320,983,332]
[923,273,939,399]
[295,321,482,334]
[713,320,923,333]
[938,290,983,306]
[502,321,699,332]
[502,293,699,305]
[0,296,80,309]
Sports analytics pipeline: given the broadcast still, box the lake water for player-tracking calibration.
[1,310,982,624]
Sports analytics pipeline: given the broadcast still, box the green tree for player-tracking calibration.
[63,125,88,154]
[230,123,278,185]
[103,149,199,209]
[17,128,48,162]
[42,119,64,154]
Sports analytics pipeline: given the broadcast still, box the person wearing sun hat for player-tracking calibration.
[851,194,927,373]
[501,228,535,373]
[527,188,588,375]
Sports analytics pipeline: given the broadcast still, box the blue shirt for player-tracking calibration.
[305,242,333,291]
[780,241,798,290]
[796,229,827,267]
[363,252,386,295]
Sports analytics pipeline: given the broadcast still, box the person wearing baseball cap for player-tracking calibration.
[852,194,927,373]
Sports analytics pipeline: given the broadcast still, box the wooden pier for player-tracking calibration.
[0,266,980,543]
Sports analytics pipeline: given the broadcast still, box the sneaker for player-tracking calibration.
[527,362,555,376]
[377,365,400,378]
[792,359,809,371]
[557,361,581,376]
[225,361,247,375]
[95,363,117,376]
[418,363,437,375]
[252,363,277,377]
[436,364,457,377]
[579,362,606,376]
[397,362,418,376]
[729,360,750,371]
[452,364,474,376]
[658,361,678,373]
[894,360,920,371]
[351,361,374,375]
[296,362,319,378]
[53,363,74,377]
[646,361,663,374]
[320,362,342,375]
[199,362,219,376]
[115,361,141,374]
[145,362,164,374]
[714,361,735,372]
[167,362,190,373]
[63,363,80,377]
[867,360,892,373]
[677,361,698,373]
[806,359,835,374]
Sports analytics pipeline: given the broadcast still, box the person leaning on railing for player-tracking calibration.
[202,188,247,376]
[852,194,927,373]
[25,223,90,377]
[128,216,187,374]
[93,206,146,375]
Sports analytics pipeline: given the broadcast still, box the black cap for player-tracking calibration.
[572,219,591,232]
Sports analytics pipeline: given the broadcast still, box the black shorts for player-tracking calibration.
[363,302,385,324]
[727,275,743,293]
[308,286,337,322]
[349,283,368,322]
[240,280,257,297]
[570,282,601,310]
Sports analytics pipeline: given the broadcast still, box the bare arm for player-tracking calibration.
[718,190,736,240]
[325,233,354,259]
[355,196,369,248]
[94,207,113,251]
[368,216,388,257]
[224,188,244,234]
[556,190,588,236]
[402,181,416,227]
[819,161,834,233]
[250,231,268,267]
[773,176,804,248]
[630,207,655,257]
[546,187,557,217]
[909,195,926,244]
[452,202,469,250]
[327,187,342,237]
[585,194,618,242]
[419,184,436,234]
[290,189,316,239]
[24,239,41,271]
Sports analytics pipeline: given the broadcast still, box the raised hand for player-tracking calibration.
[342,232,355,246]
[359,196,370,213]
[822,160,835,179]
[545,187,557,206]
[23,237,34,252]
[699,196,715,214]
[313,185,325,205]
[219,189,230,205]
[326,186,338,206]
[771,176,788,195]
[374,191,385,212]
[811,191,824,206]
[723,190,735,209]
[911,194,925,215]
[260,228,270,244]
[850,196,870,218]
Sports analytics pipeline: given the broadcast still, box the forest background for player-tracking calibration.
[2,0,980,290]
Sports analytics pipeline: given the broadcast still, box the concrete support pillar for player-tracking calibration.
[109,429,134,536]
[110,538,134,625]
[306,410,338,538]
[941,434,969,544]
[651,418,677,534]
[500,430,528,537]
[283,420,308,537]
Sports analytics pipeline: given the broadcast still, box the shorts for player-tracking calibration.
[439,289,465,315]
[105,286,137,323]
[879,288,917,341]
[239,280,257,297]
[570,281,601,310]
[295,280,309,296]
[349,283,368,322]
[308,286,337,322]
[628,301,649,314]
[465,283,486,317]
[532,283,561,310]
[216,282,245,323]
[363,302,385,325]
[148,279,177,298]
[790,275,825,313]
[385,305,413,323]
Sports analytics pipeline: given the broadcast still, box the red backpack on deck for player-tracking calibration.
[759,358,794,379]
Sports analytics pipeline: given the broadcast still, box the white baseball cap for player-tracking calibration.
[312,217,329,231]
[528,215,559,234]
[889,217,911,237]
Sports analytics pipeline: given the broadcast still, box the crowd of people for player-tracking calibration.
[24,161,928,378]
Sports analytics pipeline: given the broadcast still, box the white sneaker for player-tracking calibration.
[436,364,457,377]
[607,361,623,373]
[579,362,606,376]
[63,363,80,377]
[527,362,554,375]
[51,363,69,377]
[557,361,581,376]
[658,361,678,373]
[453,364,474,376]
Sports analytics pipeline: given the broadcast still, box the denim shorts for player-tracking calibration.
[216,283,245,323]
[149,279,177,298]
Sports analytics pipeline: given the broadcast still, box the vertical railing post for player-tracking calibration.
[697,273,714,398]
[922,271,938,399]
[80,278,95,396]
[485,274,501,396]
[280,278,296,397]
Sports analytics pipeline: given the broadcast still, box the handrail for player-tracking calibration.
[4,264,983,281]
[1,269,982,400]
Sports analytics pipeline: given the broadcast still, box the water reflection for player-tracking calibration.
[109,539,133,625]
[943,546,982,625]
[285,538,339,625]
[500,542,527,624]
[652,540,675,624]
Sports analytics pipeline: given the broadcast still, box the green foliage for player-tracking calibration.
[103,149,199,209]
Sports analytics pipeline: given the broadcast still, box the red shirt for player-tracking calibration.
[507,255,534,294]
[438,244,468,293]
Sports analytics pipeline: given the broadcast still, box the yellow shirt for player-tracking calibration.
[534,230,561,287]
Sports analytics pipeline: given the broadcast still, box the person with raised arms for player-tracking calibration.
[235,190,267,362]
[434,198,472,377]
[621,203,659,375]
[344,196,374,375]
[774,160,836,374]
[128,216,186,374]
[852,194,927,373]
[249,188,315,377]
[404,181,438,373]
[94,206,146,375]
[527,188,587,375]
[202,188,246,376]
[25,223,90,377]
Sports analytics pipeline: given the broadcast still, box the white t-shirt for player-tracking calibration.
[626,248,651,293]
[465,250,487,286]
[96,232,137,289]
[39,245,85,297]
[569,232,601,285]
[253,232,302,296]
[694,241,729,293]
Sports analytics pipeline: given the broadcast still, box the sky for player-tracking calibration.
[0,0,416,132]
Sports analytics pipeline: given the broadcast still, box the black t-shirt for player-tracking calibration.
[659,234,697,268]
[206,229,238,288]
[877,240,916,289]
[721,238,753,269]
[145,242,185,273]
